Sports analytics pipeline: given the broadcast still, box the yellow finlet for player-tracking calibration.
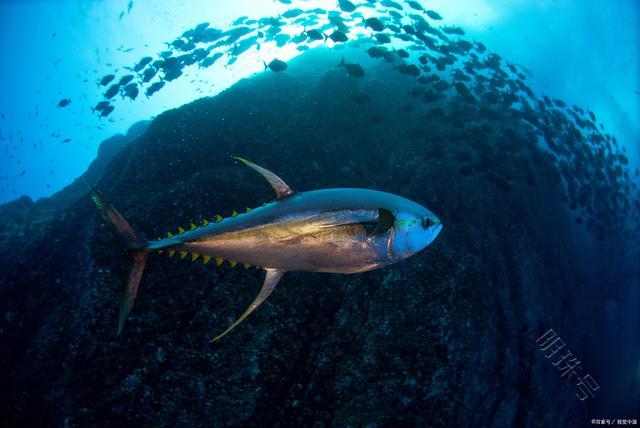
[215,257,223,266]
[158,250,164,254]
[190,223,196,230]
[229,260,238,268]
[215,215,223,222]
[191,252,200,262]
[243,263,250,269]
[202,219,209,226]
[179,251,188,260]
[167,231,173,237]
[168,250,175,257]
[156,236,161,240]
[231,210,238,217]
[202,255,211,264]
[245,207,252,212]
[178,226,185,234]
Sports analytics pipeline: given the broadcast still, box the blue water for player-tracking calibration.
[0,0,638,204]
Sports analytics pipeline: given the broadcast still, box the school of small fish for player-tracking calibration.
[1,0,638,244]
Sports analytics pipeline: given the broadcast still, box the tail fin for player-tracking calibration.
[87,184,149,335]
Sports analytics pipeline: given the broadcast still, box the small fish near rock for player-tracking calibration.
[145,81,165,97]
[425,10,443,20]
[99,74,115,86]
[104,84,120,99]
[338,0,357,13]
[100,105,115,117]
[306,29,324,41]
[396,63,421,77]
[123,83,139,100]
[364,17,385,32]
[326,30,348,43]
[337,57,365,77]
[264,58,287,72]
[91,100,111,114]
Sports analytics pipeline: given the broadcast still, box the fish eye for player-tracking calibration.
[422,217,435,228]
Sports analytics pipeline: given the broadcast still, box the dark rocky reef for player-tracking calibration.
[0,48,637,426]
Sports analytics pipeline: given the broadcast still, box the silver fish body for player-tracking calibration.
[150,188,441,274]
[89,158,442,341]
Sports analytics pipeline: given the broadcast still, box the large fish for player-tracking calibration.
[89,158,443,341]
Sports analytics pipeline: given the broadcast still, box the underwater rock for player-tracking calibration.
[0,48,636,426]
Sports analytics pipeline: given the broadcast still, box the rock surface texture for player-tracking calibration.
[0,49,635,427]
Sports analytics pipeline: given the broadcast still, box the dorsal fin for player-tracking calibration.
[233,157,294,199]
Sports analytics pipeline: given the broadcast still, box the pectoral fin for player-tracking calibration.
[233,157,294,199]
[211,268,286,342]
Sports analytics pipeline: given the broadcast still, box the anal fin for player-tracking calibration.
[119,251,147,334]
[211,268,286,342]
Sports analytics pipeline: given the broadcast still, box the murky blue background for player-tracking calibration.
[0,0,638,204]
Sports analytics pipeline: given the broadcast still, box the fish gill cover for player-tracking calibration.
[0,0,639,426]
